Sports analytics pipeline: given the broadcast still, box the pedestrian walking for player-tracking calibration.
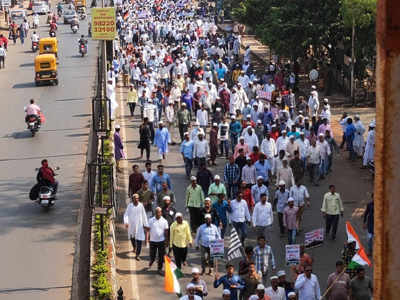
[138,118,152,161]
[154,121,170,160]
[224,156,240,199]
[181,132,195,178]
[252,193,273,241]
[186,176,205,232]
[294,265,321,300]
[253,235,276,285]
[349,267,373,300]
[114,124,125,172]
[0,45,6,69]
[228,193,251,244]
[147,207,169,275]
[274,181,289,236]
[124,194,149,260]
[283,198,299,244]
[169,213,192,269]
[325,261,350,300]
[127,84,138,116]
[128,164,145,197]
[321,185,344,240]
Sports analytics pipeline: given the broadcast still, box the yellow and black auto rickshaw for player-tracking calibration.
[39,37,58,58]
[34,54,58,86]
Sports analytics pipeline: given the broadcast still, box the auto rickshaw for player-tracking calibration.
[34,54,58,86]
[39,37,58,58]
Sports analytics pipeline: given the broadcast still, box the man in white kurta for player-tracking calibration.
[124,194,149,260]
[353,116,366,156]
[363,122,375,167]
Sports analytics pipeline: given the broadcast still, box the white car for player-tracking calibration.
[33,2,49,15]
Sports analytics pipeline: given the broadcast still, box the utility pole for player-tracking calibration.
[350,16,355,105]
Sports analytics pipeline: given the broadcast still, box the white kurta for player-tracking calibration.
[353,120,365,156]
[123,202,149,241]
[363,129,375,166]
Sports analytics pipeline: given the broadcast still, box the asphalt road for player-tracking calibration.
[0,14,96,299]
[114,86,374,299]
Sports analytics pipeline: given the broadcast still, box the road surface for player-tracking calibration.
[0,14,96,300]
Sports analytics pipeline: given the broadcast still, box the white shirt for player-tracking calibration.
[289,185,309,207]
[144,103,157,122]
[316,140,331,159]
[123,202,149,241]
[265,286,286,300]
[193,140,209,158]
[229,199,251,223]
[142,170,156,185]
[308,145,321,164]
[294,273,321,300]
[252,202,273,227]
[241,164,256,185]
[276,136,289,154]
[260,138,277,159]
[296,138,310,159]
[180,296,202,300]
[148,216,169,242]
[243,132,259,152]
[196,109,208,127]
[165,105,175,123]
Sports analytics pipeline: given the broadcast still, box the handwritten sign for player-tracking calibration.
[304,228,324,248]
[92,7,116,40]
[210,239,224,258]
[256,90,271,100]
[285,244,300,266]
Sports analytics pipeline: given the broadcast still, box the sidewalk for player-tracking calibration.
[112,81,374,300]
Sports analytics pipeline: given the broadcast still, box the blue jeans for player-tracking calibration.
[319,158,328,178]
[227,183,238,199]
[230,134,238,153]
[232,221,247,244]
[288,229,297,244]
[220,140,229,157]
[184,157,193,177]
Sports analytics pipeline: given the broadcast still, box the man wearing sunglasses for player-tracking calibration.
[294,265,321,300]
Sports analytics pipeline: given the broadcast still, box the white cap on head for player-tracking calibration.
[148,98,153,103]
[279,180,286,186]
[194,121,200,126]
[289,135,295,139]
[186,283,195,290]
[223,289,231,295]
[115,124,121,129]
[184,132,189,136]
[311,85,316,89]
[246,114,251,118]
[175,212,183,219]
[191,267,200,274]
[159,120,164,125]
[369,121,375,127]
[277,270,286,277]
[216,107,221,111]
[270,275,279,280]
[257,120,262,124]
[324,98,329,102]
[230,114,235,119]
[239,136,245,140]
[287,197,294,203]
[288,292,296,298]
[163,196,171,201]
[204,213,212,219]
[213,123,218,127]
[282,130,287,133]
[205,197,211,202]
[256,284,265,290]
[181,102,186,106]
[190,176,197,181]
[257,176,264,180]
[214,175,220,180]
[319,133,324,137]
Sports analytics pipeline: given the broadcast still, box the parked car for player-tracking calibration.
[33,2,50,15]
[63,10,77,24]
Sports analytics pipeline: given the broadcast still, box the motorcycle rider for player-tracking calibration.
[31,31,39,49]
[78,34,88,53]
[37,159,58,194]
[49,20,57,35]
[57,2,63,16]
[25,99,41,127]
[70,16,79,31]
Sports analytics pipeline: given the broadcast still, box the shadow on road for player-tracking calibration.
[12,82,36,89]
[10,131,33,139]
[19,63,34,67]
[55,97,85,102]
[0,285,71,294]
[66,133,89,138]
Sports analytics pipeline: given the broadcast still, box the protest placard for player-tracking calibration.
[286,244,300,265]
[256,90,272,100]
[304,228,324,248]
[210,239,224,258]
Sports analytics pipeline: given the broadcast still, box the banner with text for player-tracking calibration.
[92,7,116,40]
[210,239,224,258]
[304,228,324,248]
[285,244,300,266]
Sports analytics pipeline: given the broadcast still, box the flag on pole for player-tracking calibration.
[164,255,182,296]
[345,221,362,250]
[348,247,372,269]
[227,227,243,261]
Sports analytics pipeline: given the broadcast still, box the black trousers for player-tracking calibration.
[0,56,4,68]
[278,212,285,234]
[140,144,150,160]
[172,245,188,269]
[178,123,188,142]
[149,241,165,270]
[130,238,142,256]
[149,122,155,144]
[325,214,339,238]
[189,207,201,232]
[128,102,136,116]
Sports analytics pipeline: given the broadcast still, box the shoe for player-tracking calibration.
[135,256,141,261]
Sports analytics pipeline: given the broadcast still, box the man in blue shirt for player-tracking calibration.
[195,214,221,275]
[254,154,272,186]
[180,132,194,178]
[212,193,232,238]
[345,117,356,160]
[214,264,244,300]
[150,165,172,193]
[229,116,242,153]
[224,156,240,199]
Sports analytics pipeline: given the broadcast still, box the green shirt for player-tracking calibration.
[321,192,344,215]
[177,109,190,125]
[157,190,175,207]
[186,184,204,208]
[208,183,227,204]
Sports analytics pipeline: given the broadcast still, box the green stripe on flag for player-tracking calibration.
[174,268,183,279]
[347,260,360,270]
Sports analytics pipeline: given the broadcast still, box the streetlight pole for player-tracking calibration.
[350,16,355,105]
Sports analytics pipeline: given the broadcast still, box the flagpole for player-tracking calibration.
[320,267,347,299]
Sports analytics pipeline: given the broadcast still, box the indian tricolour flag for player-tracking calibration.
[345,221,372,269]
[164,255,183,296]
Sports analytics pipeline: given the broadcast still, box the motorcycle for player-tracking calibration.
[26,115,40,136]
[32,167,60,209]
[32,41,38,52]
[79,12,86,20]
[71,24,79,34]
[79,43,87,57]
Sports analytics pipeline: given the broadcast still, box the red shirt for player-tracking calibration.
[242,188,254,209]
[250,152,260,164]
[40,166,55,184]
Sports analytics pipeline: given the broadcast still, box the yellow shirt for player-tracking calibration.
[321,192,344,215]
[169,220,192,248]
[127,89,138,103]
